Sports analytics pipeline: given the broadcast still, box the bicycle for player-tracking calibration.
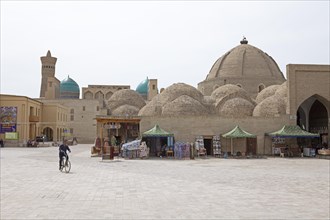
[60,154,71,173]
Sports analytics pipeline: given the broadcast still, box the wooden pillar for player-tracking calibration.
[100,122,104,156]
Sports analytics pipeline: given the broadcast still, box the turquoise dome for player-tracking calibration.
[60,75,80,99]
[136,77,148,94]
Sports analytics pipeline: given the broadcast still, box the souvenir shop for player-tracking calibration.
[195,135,221,157]
[95,115,141,149]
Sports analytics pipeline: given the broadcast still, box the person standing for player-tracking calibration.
[0,138,4,148]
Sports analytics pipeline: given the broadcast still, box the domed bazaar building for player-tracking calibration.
[136,38,329,156]
[1,39,328,155]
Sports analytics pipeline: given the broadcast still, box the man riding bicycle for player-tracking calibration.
[59,140,71,170]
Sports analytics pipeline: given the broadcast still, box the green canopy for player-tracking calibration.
[222,125,256,138]
[142,124,174,137]
[222,126,256,155]
[266,125,319,138]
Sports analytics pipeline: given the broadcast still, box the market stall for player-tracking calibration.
[142,124,174,157]
[222,125,256,156]
[266,125,319,157]
[94,115,141,159]
[174,141,191,159]
[121,139,141,159]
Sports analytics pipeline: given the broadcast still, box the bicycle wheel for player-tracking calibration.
[64,160,71,173]
[60,156,66,172]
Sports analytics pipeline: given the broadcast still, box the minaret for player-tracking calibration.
[40,50,57,98]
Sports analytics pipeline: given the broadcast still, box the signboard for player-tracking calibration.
[272,137,285,144]
[62,129,72,137]
[5,132,19,140]
[103,123,121,129]
[0,107,17,133]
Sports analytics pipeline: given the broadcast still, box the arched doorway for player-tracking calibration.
[43,127,53,141]
[297,95,329,148]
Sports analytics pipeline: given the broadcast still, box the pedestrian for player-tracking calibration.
[0,138,4,148]
[59,140,71,170]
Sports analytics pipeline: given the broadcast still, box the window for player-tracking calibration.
[70,115,74,121]
[152,85,155,90]
[83,106,86,111]
[258,84,265,92]
[70,109,74,114]
[70,128,73,133]
[97,106,99,111]
[30,106,34,116]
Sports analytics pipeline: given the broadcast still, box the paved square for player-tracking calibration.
[1,144,329,220]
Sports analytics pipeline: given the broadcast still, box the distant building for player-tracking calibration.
[135,77,158,101]
[60,76,80,99]
[40,50,60,99]
[0,94,68,146]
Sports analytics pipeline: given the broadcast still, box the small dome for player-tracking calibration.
[255,85,280,104]
[159,83,204,105]
[162,95,209,116]
[211,84,247,101]
[138,95,162,117]
[274,81,288,97]
[136,77,148,95]
[108,89,146,111]
[219,98,254,117]
[141,83,211,116]
[60,75,80,99]
[253,96,287,117]
[111,105,140,116]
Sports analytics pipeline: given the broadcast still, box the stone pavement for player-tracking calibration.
[0,144,329,220]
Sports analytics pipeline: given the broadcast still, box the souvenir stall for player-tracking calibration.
[141,124,174,157]
[121,139,141,159]
[222,125,256,156]
[271,137,286,155]
[212,135,221,157]
[266,125,319,157]
[195,136,207,157]
[174,141,191,159]
[139,141,149,159]
[95,116,141,159]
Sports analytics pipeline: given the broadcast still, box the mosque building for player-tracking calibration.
[0,38,329,154]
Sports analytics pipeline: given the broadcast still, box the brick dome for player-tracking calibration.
[198,38,286,97]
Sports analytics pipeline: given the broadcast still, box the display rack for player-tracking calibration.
[213,135,221,157]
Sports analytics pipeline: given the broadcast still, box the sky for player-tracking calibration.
[1,1,329,98]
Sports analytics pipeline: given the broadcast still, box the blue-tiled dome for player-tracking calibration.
[60,75,80,99]
[136,77,148,95]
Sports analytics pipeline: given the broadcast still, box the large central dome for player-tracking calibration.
[198,38,286,97]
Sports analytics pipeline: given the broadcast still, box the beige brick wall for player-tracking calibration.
[40,99,99,143]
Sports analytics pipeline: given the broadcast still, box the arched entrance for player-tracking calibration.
[43,127,53,141]
[297,95,329,148]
